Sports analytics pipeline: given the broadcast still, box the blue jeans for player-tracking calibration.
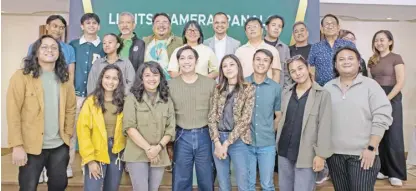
[248,145,276,191]
[212,132,249,191]
[84,138,124,191]
[173,126,213,191]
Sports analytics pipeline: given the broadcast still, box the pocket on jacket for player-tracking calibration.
[137,107,150,125]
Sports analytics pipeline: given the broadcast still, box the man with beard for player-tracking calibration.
[118,12,145,72]
[143,13,183,80]
[289,21,311,60]
[204,12,241,62]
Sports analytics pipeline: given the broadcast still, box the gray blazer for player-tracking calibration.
[204,35,241,56]
[276,82,333,168]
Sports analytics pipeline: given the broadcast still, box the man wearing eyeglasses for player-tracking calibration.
[143,13,183,80]
[235,17,281,84]
[308,14,355,87]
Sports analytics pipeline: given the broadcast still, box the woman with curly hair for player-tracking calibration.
[77,64,126,191]
[123,61,175,191]
[6,35,76,190]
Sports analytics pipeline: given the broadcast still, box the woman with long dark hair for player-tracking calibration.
[123,61,175,191]
[168,20,219,79]
[208,54,255,190]
[7,35,76,190]
[77,64,126,191]
[368,30,406,186]
[324,46,393,191]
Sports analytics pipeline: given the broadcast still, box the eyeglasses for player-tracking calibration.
[40,45,59,52]
[323,23,336,29]
[186,29,200,34]
[286,55,307,64]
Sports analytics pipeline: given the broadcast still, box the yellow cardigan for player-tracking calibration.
[77,96,126,165]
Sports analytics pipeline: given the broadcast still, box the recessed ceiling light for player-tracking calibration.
[386,17,393,20]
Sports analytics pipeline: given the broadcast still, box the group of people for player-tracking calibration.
[7,10,407,191]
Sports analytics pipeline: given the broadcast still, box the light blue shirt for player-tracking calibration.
[246,75,282,147]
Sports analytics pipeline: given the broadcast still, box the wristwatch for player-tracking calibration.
[367,145,375,151]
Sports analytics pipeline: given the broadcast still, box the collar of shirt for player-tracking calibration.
[247,74,272,85]
[79,35,101,47]
[143,91,163,105]
[102,56,123,64]
[331,73,364,89]
[214,35,227,43]
[244,40,268,49]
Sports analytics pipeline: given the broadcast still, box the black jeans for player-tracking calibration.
[19,144,70,191]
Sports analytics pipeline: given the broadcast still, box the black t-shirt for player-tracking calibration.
[264,39,278,47]
[289,44,312,60]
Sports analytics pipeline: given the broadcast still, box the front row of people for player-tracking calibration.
[8,34,393,191]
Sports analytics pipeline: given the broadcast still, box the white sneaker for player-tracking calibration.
[67,168,73,178]
[389,178,403,187]
[377,172,389,179]
[38,172,44,183]
[43,169,48,183]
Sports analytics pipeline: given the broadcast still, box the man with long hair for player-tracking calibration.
[7,35,76,190]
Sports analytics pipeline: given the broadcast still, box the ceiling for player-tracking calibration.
[320,3,416,22]
[1,0,416,22]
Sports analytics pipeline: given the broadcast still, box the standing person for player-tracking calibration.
[69,13,104,176]
[368,30,406,186]
[340,30,368,76]
[87,33,135,95]
[264,15,291,88]
[123,61,175,191]
[118,12,146,72]
[289,21,311,60]
[308,14,355,86]
[204,12,241,62]
[27,15,76,182]
[77,65,126,191]
[27,15,76,85]
[235,17,281,83]
[325,46,393,191]
[208,54,255,191]
[169,46,216,191]
[144,13,183,80]
[7,35,76,191]
[246,49,282,191]
[276,55,332,191]
[168,21,219,79]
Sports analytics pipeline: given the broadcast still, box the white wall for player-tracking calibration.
[341,20,416,150]
[1,14,69,147]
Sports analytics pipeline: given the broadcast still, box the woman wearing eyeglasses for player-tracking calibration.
[168,21,219,79]
[276,55,333,191]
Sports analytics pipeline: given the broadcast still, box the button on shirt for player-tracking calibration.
[308,39,355,86]
[246,75,282,147]
[214,36,227,62]
[278,87,310,162]
[70,36,104,97]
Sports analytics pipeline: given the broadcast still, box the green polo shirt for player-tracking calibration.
[120,38,133,59]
